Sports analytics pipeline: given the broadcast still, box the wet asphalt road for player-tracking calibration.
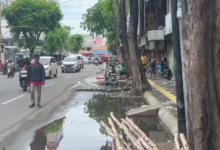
[0,64,102,136]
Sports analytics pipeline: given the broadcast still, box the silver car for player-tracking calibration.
[61,56,81,73]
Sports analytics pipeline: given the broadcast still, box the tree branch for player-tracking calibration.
[110,0,118,25]
[114,0,120,9]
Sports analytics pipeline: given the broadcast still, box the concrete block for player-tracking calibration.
[126,104,162,116]
[143,91,178,137]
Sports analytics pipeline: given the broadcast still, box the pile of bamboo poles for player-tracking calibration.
[174,133,189,150]
[101,112,159,150]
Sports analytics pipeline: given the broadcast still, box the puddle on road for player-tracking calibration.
[3,92,171,150]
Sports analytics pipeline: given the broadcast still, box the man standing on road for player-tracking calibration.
[27,54,45,108]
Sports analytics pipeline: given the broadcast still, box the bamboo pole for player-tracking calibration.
[180,133,189,150]
[121,119,152,150]
[112,140,116,150]
[110,112,122,128]
[110,113,144,149]
[125,117,159,150]
[119,138,132,150]
[174,133,180,150]
[108,117,124,150]
[121,122,145,150]
[100,121,115,138]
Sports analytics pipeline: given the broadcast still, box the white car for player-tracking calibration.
[32,56,58,78]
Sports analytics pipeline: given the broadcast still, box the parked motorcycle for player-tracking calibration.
[7,66,15,78]
[19,67,28,91]
[162,65,172,80]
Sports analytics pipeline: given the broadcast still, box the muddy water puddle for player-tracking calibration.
[2,92,171,150]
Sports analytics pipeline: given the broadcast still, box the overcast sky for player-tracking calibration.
[60,0,98,34]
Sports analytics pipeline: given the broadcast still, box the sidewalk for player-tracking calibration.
[147,74,177,118]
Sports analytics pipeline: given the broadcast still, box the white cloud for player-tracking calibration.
[60,0,98,34]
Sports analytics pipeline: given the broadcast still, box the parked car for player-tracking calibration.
[82,56,89,64]
[61,56,81,73]
[32,56,57,79]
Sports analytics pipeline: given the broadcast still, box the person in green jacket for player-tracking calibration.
[119,62,125,71]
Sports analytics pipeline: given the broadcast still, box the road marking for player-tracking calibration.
[65,76,70,79]
[148,79,176,103]
[2,95,25,105]
[68,83,80,91]
[45,82,55,87]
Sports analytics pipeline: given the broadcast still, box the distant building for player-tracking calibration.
[92,46,110,56]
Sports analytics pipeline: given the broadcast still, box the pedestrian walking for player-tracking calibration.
[102,56,107,70]
[27,54,45,108]
[149,53,156,80]
[141,54,147,74]
[0,60,3,73]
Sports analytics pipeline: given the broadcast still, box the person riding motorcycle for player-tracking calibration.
[7,59,15,75]
[7,60,14,68]
[19,57,30,87]
[22,57,31,68]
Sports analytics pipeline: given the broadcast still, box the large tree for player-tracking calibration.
[68,34,84,54]
[114,0,132,76]
[127,0,151,94]
[183,0,220,149]
[43,27,70,54]
[2,0,63,58]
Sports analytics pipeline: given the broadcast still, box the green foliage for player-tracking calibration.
[43,27,70,54]
[84,94,125,136]
[81,0,118,53]
[68,34,85,53]
[2,0,63,56]
[44,117,65,135]
[100,140,112,150]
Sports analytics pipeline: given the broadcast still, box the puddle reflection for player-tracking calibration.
[30,118,64,150]
[29,93,170,150]
[85,94,171,142]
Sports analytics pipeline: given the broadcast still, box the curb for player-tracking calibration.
[143,91,178,137]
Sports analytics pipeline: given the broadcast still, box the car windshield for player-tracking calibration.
[40,58,50,65]
[64,58,77,62]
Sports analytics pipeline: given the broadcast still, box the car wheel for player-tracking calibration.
[82,65,84,69]
[54,69,57,77]
[48,71,51,79]
[62,70,64,73]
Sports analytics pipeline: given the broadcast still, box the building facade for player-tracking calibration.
[137,0,175,74]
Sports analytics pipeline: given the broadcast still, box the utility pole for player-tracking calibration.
[180,0,188,137]
[0,2,2,58]
[171,0,186,135]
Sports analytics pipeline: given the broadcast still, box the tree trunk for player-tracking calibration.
[127,0,151,95]
[184,0,220,149]
[30,50,34,59]
[109,0,120,56]
[116,0,132,77]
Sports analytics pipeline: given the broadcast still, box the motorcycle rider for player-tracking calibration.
[7,59,15,76]
[3,60,8,75]
[19,57,31,87]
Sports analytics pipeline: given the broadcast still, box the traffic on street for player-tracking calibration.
[0,64,102,136]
